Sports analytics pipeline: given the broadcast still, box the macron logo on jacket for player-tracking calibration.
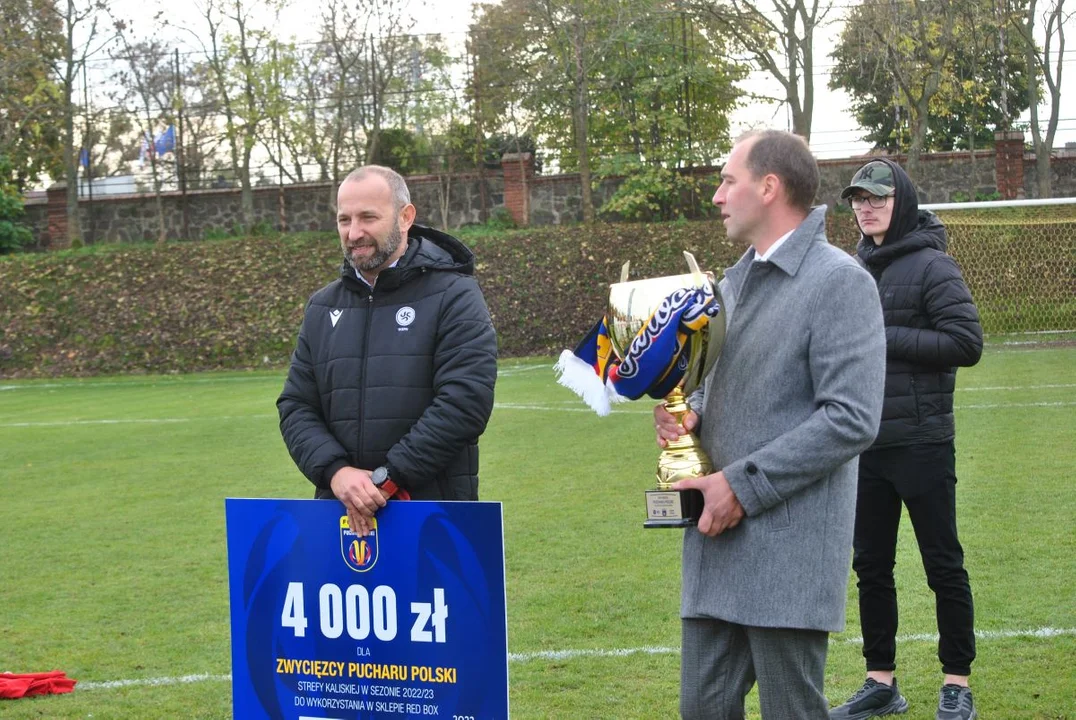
[329,309,342,328]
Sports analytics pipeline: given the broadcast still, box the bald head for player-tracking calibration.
[341,166,411,212]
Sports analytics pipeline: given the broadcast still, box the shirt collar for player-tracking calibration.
[754,229,794,263]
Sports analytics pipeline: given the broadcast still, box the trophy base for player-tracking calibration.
[644,488,704,528]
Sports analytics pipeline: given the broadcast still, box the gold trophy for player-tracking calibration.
[607,252,726,528]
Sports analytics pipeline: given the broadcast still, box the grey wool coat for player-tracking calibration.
[684,206,886,633]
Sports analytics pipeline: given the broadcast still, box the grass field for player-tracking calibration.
[1,345,1074,719]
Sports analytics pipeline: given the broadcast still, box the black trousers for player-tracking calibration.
[852,441,976,676]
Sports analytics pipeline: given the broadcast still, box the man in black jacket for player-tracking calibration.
[829,160,983,720]
[277,165,497,537]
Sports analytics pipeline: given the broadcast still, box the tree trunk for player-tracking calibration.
[1022,1,1056,198]
[62,0,80,247]
[797,19,814,140]
[64,102,80,247]
[573,20,594,225]
[150,157,166,244]
[241,143,254,231]
[907,98,931,178]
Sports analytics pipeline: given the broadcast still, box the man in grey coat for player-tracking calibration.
[656,129,887,719]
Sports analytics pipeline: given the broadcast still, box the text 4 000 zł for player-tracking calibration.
[280,582,448,643]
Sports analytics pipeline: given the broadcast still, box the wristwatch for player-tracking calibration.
[370,465,399,496]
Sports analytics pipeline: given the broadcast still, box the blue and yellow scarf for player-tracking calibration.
[555,285,721,415]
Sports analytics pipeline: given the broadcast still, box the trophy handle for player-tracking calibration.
[683,250,703,279]
[620,261,631,283]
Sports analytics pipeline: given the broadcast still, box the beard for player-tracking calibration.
[344,220,403,273]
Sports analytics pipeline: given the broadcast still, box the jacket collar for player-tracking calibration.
[338,224,475,292]
[764,205,828,276]
[727,205,829,283]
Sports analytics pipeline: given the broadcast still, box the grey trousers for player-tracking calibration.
[680,617,830,720]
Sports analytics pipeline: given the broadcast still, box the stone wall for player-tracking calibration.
[817,151,1002,207]
[1025,154,1076,198]
[23,173,502,247]
[21,196,50,251]
[407,172,504,228]
[21,132,1076,249]
[529,175,624,225]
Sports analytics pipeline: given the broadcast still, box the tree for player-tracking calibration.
[261,41,333,183]
[831,0,1030,157]
[316,0,443,183]
[587,9,743,166]
[183,0,279,230]
[687,0,832,140]
[318,0,368,184]
[0,157,33,253]
[472,0,623,224]
[471,0,744,223]
[0,0,65,191]
[829,0,1006,176]
[80,111,140,179]
[367,127,430,174]
[109,30,176,243]
[47,0,111,247]
[180,60,236,190]
[1011,0,1069,197]
[587,9,743,220]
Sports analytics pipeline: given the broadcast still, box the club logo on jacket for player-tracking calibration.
[396,306,416,329]
[329,309,342,328]
[341,515,378,572]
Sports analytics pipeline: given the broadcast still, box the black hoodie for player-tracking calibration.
[277,224,498,499]
[854,160,983,449]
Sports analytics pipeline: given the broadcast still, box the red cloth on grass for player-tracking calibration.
[0,671,77,699]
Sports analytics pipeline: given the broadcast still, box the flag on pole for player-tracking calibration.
[138,126,176,167]
[154,125,176,156]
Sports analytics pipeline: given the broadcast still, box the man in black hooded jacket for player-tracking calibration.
[829,160,983,720]
[277,165,497,537]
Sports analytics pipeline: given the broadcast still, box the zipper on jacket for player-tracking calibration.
[358,292,375,462]
[910,374,921,424]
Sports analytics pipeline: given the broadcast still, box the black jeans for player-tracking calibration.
[853,441,976,676]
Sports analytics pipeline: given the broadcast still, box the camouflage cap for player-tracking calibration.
[840,160,897,199]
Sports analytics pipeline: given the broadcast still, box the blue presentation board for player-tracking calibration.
[225,498,509,720]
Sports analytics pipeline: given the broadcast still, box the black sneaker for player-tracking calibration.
[829,677,910,719]
[936,684,977,720]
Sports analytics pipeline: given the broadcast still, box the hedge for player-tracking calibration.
[0,221,768,377]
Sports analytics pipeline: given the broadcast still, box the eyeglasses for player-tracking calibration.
[849,195,890,209]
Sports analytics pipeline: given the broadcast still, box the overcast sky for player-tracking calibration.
[101,0,1076,162]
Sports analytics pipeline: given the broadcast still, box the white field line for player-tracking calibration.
[74,626,1076,691]
[0,415,276,428]
[4,378,1073,393]
[77,673,232,691]
[494,403,644,413]
[957,383,1076,391]
[496,365,551,377]
[0,376,280,391]
[493,400,1076,414]
[0,365,546,392]
[955,401,1076,410]
[4,398,1075,428]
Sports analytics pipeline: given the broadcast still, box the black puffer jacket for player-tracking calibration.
[856,160,983,449]
[277,224,498,500]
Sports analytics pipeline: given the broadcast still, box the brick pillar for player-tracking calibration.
[994,130,1026,200]
[45,182,68,249]
[501,152,535,226]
